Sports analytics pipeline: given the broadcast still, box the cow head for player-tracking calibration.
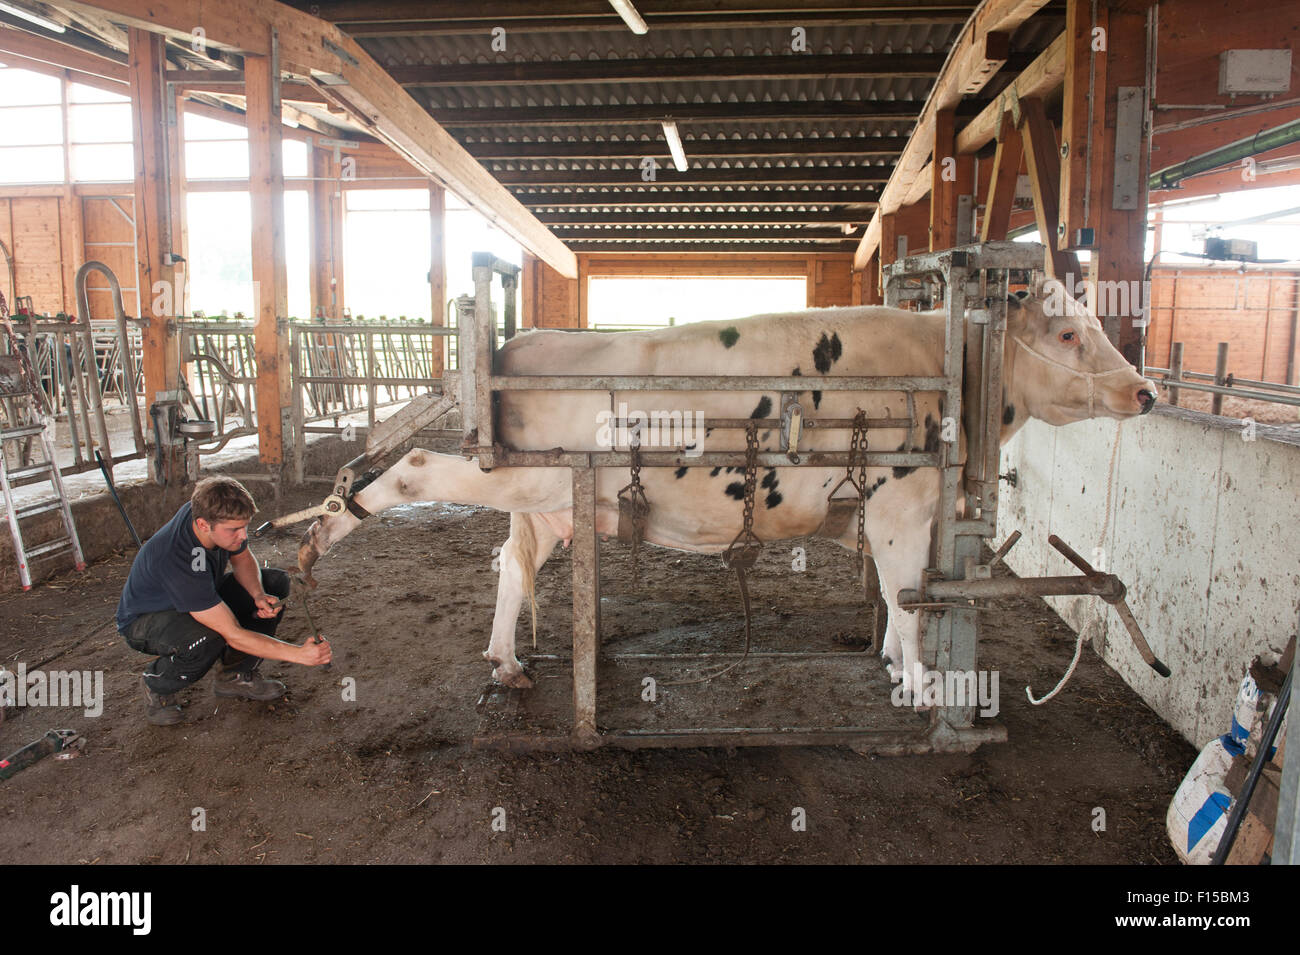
[1003,283,1157,431]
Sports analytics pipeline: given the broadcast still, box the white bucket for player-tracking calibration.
[1166,736,1238,865]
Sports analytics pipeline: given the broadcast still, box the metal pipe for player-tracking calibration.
[75,261,144,456]
[1149,116,1300,191]
[489,374,950,392]
[484,449,939,469]
[899,574,1126,603]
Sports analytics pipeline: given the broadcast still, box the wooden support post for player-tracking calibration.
[128,28,181,473]
[930,108,974,251]
[1213,341,1229,416]
[1168,341,1183,406]
[429,182,445,376]
[1019,97,1081,282]
[571,466,600,748]
[1058,0,1108,252]
[981,111,1023,242]
[246,35,291,471]
[308,142,338,320]
[1091,4,1149,366]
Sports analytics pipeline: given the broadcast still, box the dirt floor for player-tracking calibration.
[0,484,1196,864]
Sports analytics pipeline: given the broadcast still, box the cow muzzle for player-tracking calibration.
[1137,386,1157,415]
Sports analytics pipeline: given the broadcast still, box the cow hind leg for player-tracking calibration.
[484,511,562,688]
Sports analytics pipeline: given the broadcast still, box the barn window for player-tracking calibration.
[0,67,64,184]
[68,82,132,182]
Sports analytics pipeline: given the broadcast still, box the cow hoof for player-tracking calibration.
[484,652,533,689]
[500,670,534,690]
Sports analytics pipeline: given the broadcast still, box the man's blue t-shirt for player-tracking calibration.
[116,501,248,634]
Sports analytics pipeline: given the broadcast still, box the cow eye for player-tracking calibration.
[1059,330,1076,343]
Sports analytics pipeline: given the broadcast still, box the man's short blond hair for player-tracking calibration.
[191,477,256,524]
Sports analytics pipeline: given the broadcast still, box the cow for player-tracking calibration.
[297,284,1157,705]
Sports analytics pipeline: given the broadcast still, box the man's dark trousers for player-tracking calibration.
[125,569,292,695]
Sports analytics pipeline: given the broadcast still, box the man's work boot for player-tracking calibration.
[213,665,286,702]
[142,675,183,726]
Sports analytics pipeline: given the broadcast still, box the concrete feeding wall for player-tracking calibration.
[997,405,1300,746]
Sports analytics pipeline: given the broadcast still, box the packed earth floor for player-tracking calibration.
[0,484,1194,864]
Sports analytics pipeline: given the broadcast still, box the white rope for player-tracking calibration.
[1026,625,1088,705]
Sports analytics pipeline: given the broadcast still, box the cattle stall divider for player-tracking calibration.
[286,244,1166,753]
[463,245,1030,753]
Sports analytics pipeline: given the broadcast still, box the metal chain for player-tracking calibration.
[616,425,650,582]
[668,420,763,686]
[850,409,869,582]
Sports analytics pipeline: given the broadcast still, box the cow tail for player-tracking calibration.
[512,512,540,648]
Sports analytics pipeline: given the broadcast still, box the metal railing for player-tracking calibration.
[290,321,454,481]
[1146,341,1300,414]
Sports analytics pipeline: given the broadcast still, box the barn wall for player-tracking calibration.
[1145,267,1300,384]
[997,407,1300,746]
[521,252,579,328]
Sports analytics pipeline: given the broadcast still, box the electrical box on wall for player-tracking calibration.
[1204,237,1259,262]
[1218,49,1292,95]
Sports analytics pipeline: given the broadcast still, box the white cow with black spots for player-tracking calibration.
[298,286,1157,703]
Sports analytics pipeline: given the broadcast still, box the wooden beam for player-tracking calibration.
[564,241,861,253]
[1092,6,1150,366]
[1057,0,1107,252]
[930,108,975,250]
[128,28,180,423]
[308,143,337,319]
[957,32,1067,155]
[388,53,949,86]
[60,0,578,277]
[980,110,1023,241]
[308,0,976,27]
[854,0,1053,269]
[246,39,291,469]
[535,209,873,226]
[489,167,888,187]
[466,137,908,160]
[1019,97,1079,280]
[552,226,853,241]
[0,25,128,83]
[512,188,878,207]
[433,100,937,127]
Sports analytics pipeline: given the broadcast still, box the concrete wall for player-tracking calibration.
[997,405,1300,746]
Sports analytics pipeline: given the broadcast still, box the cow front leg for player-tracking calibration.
[867,501,935,711]
[484,512,562,688]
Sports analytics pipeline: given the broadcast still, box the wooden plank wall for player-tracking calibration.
[81,194,137,318]
[0,190,136,317]
[1146,267,1300,383]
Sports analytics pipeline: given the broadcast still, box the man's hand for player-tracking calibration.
[253,593,283,619]
[298,634,332,667]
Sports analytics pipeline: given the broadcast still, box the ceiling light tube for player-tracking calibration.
[662,120,688,172]
[608,0,648,35]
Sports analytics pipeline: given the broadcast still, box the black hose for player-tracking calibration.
[94,449,141,549]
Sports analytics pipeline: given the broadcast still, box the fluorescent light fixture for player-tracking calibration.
[608,0,648,35]
[661,120,688,172]
[0,2,66,33]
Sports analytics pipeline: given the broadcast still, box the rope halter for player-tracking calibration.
[1010,336,1136,417]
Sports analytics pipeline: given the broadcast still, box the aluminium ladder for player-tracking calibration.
[0,302,85,590]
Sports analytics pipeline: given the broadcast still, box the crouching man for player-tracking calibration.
[116,476,332,725]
